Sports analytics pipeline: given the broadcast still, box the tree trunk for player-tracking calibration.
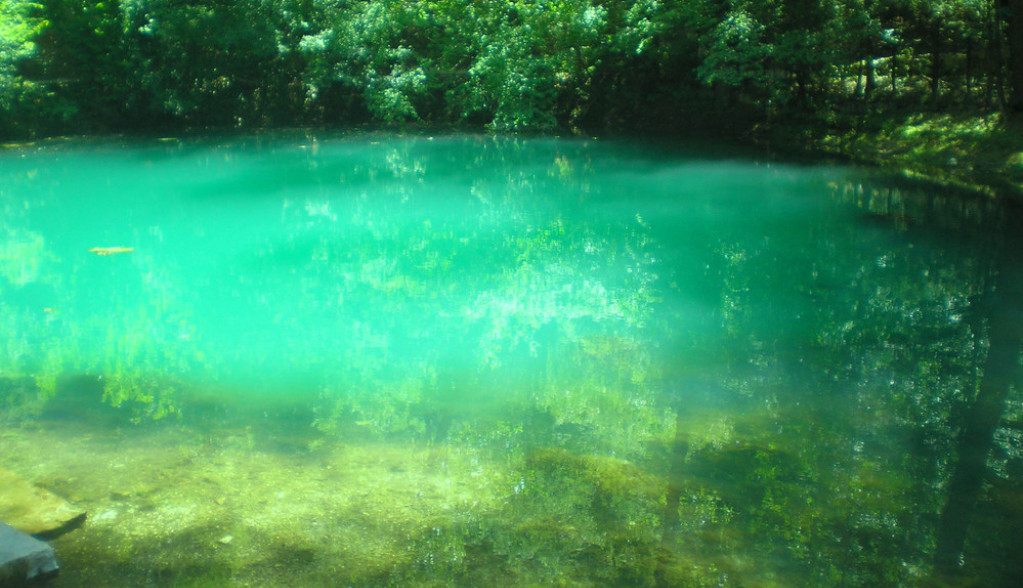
[965,42,974,98]
[990,1,1006,108]
[890,47,898,95]
[864,58,875,100]
[931,29,943,105]
[933,254,1023,576]
[1006,0,1023,113]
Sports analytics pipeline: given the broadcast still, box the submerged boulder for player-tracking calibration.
[0,522,58,585]
[0,467,86,540]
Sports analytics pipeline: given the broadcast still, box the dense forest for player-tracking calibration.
[1,0,1022,138]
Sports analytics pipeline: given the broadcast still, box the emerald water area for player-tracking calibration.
[2,133,1022,586]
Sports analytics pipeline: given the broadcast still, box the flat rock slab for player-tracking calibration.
[0,522,59,585]
[0,468,86,540]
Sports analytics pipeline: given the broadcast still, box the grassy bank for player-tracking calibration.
[761,110,1023,201]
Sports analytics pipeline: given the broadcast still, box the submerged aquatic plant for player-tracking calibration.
[0,223,65,420]
[302,206,675,467]
[100,369,181,422]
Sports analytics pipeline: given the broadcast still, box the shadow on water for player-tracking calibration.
[817,179,1023,586]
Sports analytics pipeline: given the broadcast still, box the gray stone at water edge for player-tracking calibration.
[0,522,58,586]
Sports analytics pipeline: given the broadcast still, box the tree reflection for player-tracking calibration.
[930,205,1023,583]
[658,175,1023,584]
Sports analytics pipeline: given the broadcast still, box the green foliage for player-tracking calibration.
[119,0,294,126]
[1,0,1020,136]
[0,1,37,100]
[697,7,773,90]
[299,0,432,123]
[0,0,50,135]
[462,0,608,131]
[813,111,1023,197]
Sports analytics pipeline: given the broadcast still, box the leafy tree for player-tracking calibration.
[32,0,131,129]
[300,0,434,124]
[0,0,50,135]
[119,0,295,126]
[1,0,1021,134]
[460,0,610,131]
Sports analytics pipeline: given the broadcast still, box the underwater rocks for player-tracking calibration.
[0,467,86,540]
[0,522,59,586]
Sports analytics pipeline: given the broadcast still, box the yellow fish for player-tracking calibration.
[89,246,134,256]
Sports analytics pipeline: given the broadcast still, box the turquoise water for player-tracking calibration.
[1,133,1022,586]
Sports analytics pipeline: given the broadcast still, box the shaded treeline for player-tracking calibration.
[1,0,1023,138]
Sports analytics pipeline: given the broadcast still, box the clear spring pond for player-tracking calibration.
[2,133,1022,587]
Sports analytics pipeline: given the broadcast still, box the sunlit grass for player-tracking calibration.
[807,109,1023,198]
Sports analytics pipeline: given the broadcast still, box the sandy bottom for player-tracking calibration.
[0,406,851,588]
[1,413,519,587]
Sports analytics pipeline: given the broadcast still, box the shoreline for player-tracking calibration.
[5,114,1022,202]
[752,110,1023,202]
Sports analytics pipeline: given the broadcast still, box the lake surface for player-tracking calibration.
[1,133,1022,586]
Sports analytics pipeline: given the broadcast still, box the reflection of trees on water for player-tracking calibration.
[697,178,1023,584]
[832,180,1023,584]
[288,142,672,460]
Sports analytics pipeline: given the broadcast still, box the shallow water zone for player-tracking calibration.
[1,133,1022,587]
